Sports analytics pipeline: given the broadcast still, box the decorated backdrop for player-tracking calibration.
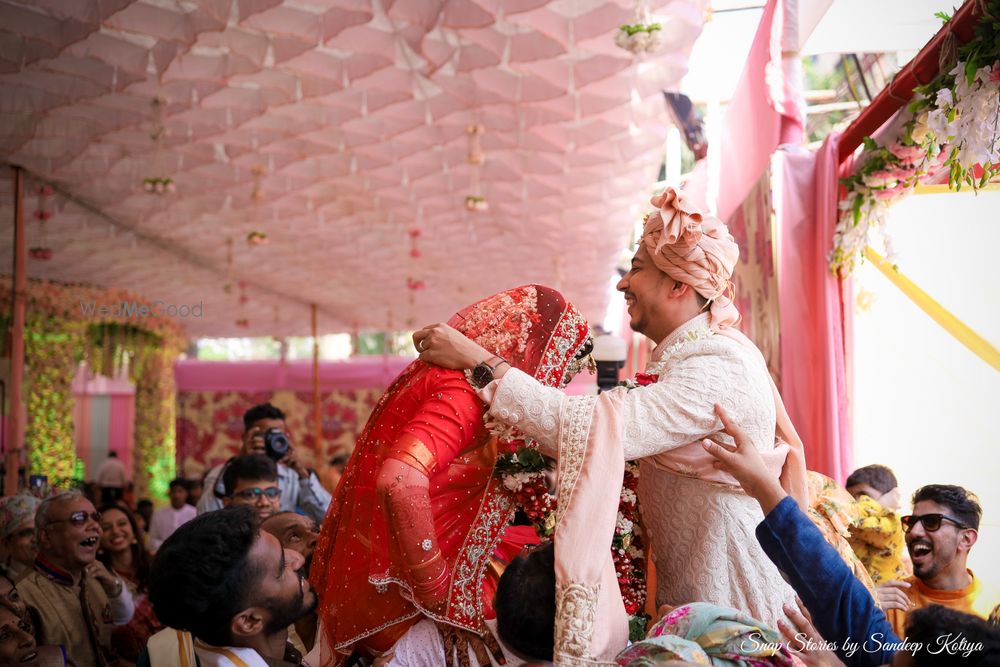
[174,358,411,478]
[1,278,186,500]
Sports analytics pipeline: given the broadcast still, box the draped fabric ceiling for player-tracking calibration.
[0,0,708,337]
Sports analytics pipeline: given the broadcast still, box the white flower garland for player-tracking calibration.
[830,58,1000,275]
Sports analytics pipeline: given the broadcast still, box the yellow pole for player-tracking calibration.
[864,247,1000,372]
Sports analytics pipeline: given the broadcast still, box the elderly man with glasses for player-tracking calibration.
[880,484,1000,637]
[17,490,134,666]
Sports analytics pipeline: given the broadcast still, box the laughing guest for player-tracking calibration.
[17,491,133,667]
[883,484,1000,637]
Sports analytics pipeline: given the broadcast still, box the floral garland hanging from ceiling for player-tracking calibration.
[143,97,176,195]
[29,184,54,261]
[464,124,489,211]
[615,0,662,56]
[830,3,1000,274]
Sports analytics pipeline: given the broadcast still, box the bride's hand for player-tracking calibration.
[413,324,490,370]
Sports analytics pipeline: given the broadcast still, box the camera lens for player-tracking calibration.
[264,428,290,460]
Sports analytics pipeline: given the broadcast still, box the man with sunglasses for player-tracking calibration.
[883,484,999,637]
[223,455,282,523]
[17,491,134,666]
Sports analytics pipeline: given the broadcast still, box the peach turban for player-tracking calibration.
[641,187,740,331]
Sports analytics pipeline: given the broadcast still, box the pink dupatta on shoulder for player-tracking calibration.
[552,393,630,665]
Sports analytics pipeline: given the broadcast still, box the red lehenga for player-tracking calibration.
[310,285,590,663]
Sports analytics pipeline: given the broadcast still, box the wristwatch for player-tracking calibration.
[469,356,509,389]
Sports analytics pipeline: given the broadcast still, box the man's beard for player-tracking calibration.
[263,574,318,634]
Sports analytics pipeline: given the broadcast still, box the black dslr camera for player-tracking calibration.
[263,428,290,461]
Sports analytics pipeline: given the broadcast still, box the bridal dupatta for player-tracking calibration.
[310,285,590,663]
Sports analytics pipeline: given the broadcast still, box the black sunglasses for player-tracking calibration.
[901,513,969,533]
[49,511,102,527]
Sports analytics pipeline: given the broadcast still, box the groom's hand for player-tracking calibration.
[414,324,491,370]
[702,403,787,514]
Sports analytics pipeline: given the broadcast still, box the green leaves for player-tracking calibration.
[496,445,547,473]
[934,10,953,23]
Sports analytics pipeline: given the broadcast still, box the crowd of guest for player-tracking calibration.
[0,398,996,666]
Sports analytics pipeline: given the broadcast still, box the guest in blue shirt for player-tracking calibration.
[700,403,998,667]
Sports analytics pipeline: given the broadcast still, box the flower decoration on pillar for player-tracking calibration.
[143,97,176,196]
[464,123,488,211]
[615,1,661,55]
[406,278,426,291]
[30,183,54,261]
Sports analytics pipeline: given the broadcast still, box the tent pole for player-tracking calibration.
[311,304,321,457]
[5,166,26,496]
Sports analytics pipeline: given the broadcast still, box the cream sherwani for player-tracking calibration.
[479,314,797,662]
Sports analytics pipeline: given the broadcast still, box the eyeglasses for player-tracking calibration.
[231,487,281,501]
[49,511,102,527]
[901,513,969,533]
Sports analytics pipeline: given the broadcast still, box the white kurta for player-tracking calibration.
[481,313,797,628]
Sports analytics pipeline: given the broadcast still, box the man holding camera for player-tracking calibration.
[197,403,332,523]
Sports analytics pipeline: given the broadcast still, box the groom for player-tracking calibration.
[414,188,807,665]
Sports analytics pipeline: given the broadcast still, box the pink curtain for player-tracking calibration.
[684,0,803,222]
[108,394,135,475]
[73,392,92,475]
[777,134,854,481]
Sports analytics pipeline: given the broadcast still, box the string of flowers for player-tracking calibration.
[464,124,489,211]
[495,437,649,640]
[614,0,661,55]
[830,3,1000,274]
[614,22,662,55]
[30,184,54,260]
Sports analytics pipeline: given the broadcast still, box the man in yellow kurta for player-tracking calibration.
[18,491,134,667]
[883,484,999,638]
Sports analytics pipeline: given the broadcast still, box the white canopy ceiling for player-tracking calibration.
[0,0,709,338]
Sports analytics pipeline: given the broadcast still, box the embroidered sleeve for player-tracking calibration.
[617,338,775,460]
[395,371,485,472]
[486,368,568,454]
[487,339,774,462]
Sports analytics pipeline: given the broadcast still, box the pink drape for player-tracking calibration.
[777,134,853,482]
[108,394,135,474]
[73,393,92,474]
[684,0,803,222]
